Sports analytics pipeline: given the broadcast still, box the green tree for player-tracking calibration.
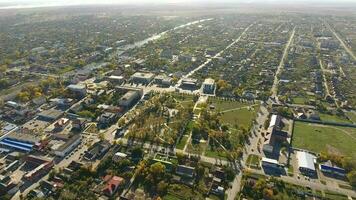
[347,170,356,187]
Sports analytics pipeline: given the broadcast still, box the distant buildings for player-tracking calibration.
[154,75,172,87]
[130,72,155,84]
[107,75,125,85]
[84,140,111,161]
[67,84,87,97]
[118,90,142,108]
[38,109,64,122]
[52,134,81,157]
[180,78,198,89]
[23,156,54,181]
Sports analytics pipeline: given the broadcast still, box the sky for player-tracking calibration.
[0,0,355,8]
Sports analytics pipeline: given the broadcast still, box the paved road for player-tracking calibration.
[226,105,269,200]
[175,23,254,88]
[325,21,356,61]
[271,26,296,98]
[248,168,356,198]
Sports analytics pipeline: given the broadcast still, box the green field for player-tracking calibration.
[219,105,259,129]
[346,112,356,124]
[209,98,252,111]
[205,148,227,160]
[176,135,188,150]
[319,113,351,124]
[293,122,356,159]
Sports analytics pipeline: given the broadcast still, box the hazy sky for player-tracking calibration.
[0,0,355,8]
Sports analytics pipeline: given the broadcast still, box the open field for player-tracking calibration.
[292,121,356,159]
[319,113,351,124]
[219,105,259,129]
[345,112,356,124]
[209,98,252,111]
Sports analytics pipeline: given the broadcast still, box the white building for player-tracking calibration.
[113,152,127,162]
[53,134,81,157]
[202,78,216,95]
[130,72,155,84]
[296,151,316,175]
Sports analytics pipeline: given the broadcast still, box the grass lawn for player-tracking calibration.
[319,113,351,124]
[246,154,261,169]
[186,142,206,154]
[292,97,307,104]
[345,112,356,124]
[171,93,195,108]
[209,98,251,111]
[292,122,356,159]
[205,148,227,160]
[219,105,258,129]
[176,135,188,150]
[164,184,204,200]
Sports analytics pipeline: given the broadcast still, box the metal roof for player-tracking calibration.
[296,151,316,171]
[0,141,31,152]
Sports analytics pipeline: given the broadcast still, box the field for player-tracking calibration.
[345,112,356,124]
[208,98,259,129]
[292,121,356,159]
[219,105,259,129]
[319,113,351,124]
[209,98,252,111]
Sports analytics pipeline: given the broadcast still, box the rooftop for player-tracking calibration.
[38,109,64,120]
[131,72,155,79]
[296,151,316,171]
[203,78,215,85]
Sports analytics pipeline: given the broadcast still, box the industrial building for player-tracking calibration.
[296,151,316,176]
[319,161,346,177]
[52,134,81,157]
[180,78,198,89]
[37,109,64,122]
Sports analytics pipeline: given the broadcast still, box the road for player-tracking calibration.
[271,26,296,99]
[318,58,332,97]
[175,23,254,88]
[1,18,213,103]
[324,21,356,61]
[248,168,356,198]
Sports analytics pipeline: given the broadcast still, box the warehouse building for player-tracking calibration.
[52,134,81,157]
[296,151,316,176]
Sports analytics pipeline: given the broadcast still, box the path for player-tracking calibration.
[271,26,296,98]
[325,21,356,61]
[220,104,259,114]
[175,23,254,88]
